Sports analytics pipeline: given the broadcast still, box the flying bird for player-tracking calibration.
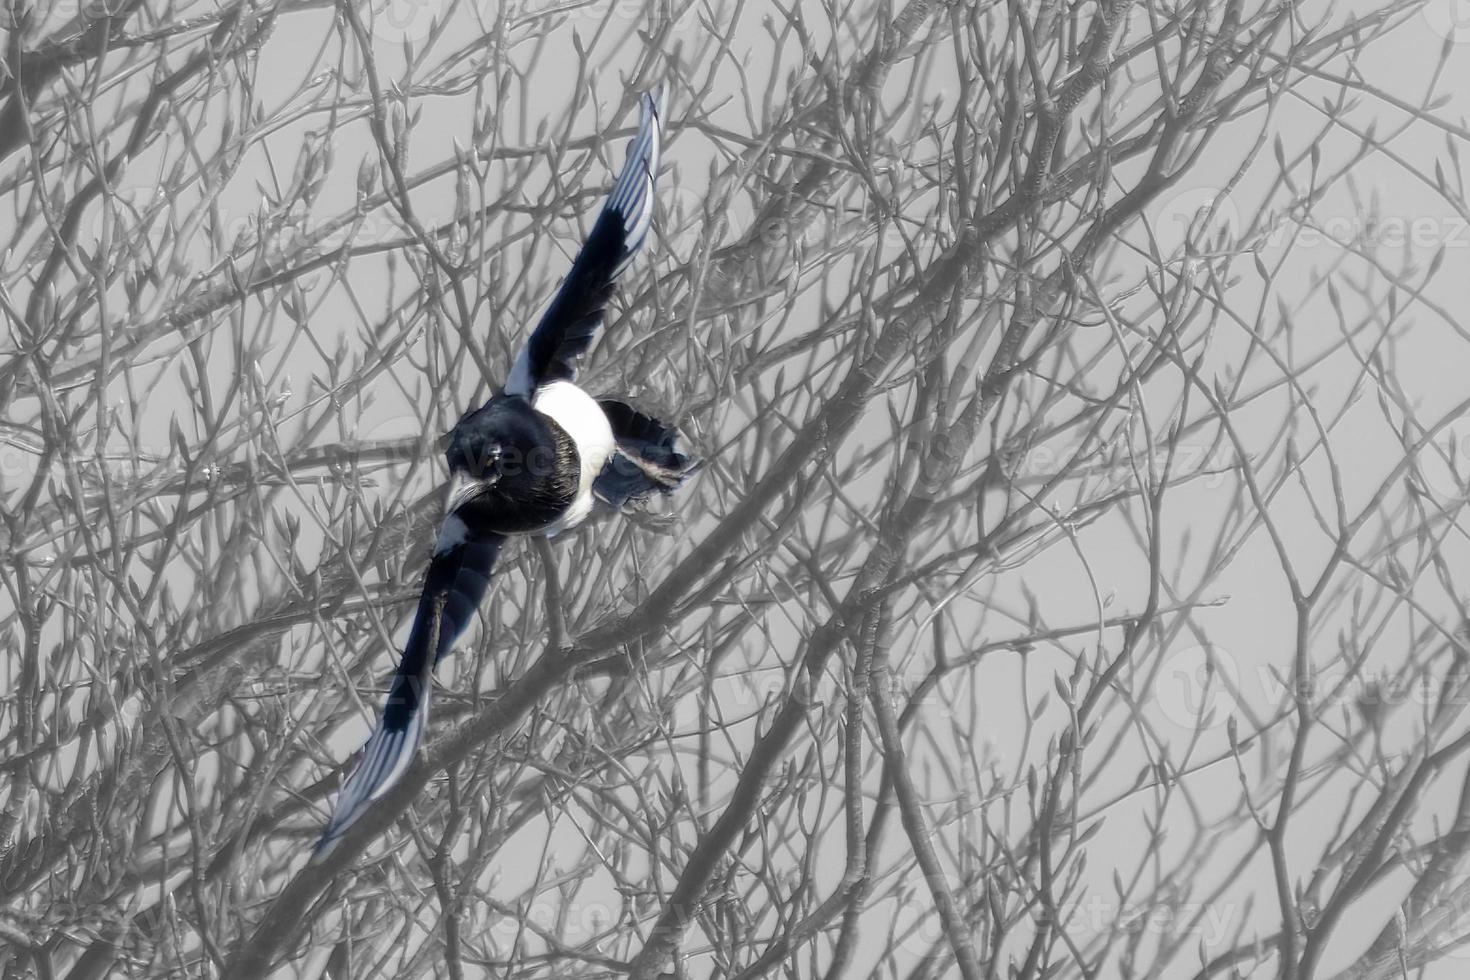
[316,90,689,856]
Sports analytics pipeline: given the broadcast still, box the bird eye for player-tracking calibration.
[449,443,500,478]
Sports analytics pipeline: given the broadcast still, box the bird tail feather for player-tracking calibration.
[593,399,696,509]
[313,530,503,858]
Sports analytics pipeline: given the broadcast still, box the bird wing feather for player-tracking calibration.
[504,89,663,396]
[314,526,504,857]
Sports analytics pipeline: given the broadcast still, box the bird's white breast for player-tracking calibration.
[533,380,615,534]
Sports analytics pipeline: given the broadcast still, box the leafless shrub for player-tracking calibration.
[4,1,1470,978]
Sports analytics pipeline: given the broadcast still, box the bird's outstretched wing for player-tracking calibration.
[503,89,663,397]
[314,523,504,858]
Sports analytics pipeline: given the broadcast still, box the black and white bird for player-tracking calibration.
[316,90,690,855]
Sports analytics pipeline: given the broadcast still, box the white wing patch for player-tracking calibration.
[504,348,535,399]
[434,513,469,555]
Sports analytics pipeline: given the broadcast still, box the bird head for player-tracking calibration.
[440,396,554,511]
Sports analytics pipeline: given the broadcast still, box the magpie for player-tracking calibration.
[315,90,689,856]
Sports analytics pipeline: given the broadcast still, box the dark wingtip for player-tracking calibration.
[643,85,664,126]
[309,827,341,864]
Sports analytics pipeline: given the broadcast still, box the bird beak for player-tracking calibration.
[443,470,489,515]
